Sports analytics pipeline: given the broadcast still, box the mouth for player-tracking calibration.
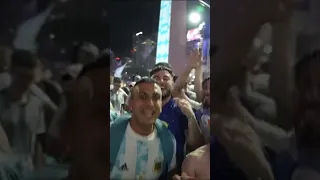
[142,109,156,118]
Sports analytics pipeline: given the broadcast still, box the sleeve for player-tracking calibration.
[169,134,177,171]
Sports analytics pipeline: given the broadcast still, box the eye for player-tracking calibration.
[139,93,147,100]
[153,93,161,100]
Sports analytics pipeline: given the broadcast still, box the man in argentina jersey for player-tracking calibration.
[111,78,176,180]
[110,122,176,179]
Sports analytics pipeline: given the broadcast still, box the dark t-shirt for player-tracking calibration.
[159,98,189,170]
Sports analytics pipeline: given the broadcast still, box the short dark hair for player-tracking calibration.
[133,77,157,87]
[150,62,174,77]
[131,77,158,99]
[294,49,320,88]
[10,49,38,69]
[113,77,122,84]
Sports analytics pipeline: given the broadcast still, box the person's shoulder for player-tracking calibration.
[292,167,320,180]
[183,147,205,166]
[188,145,208,158]
[157,119,169,128]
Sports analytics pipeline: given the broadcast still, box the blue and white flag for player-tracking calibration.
[114,63,127,78]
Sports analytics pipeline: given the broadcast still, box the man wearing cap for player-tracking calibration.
[150,62,202,172]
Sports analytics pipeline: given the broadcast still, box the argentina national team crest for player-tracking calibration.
[153,157,162,173]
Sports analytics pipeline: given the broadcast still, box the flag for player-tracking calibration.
[13,4,55,52]
[114,63,127,78]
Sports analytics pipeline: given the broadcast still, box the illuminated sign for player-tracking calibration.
[187,28,201,42]
[156,0,172,63]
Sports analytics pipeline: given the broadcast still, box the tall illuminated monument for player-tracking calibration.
[155,0,187,75]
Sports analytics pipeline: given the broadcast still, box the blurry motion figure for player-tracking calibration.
[66,52,110,180]
[0,50,47,177]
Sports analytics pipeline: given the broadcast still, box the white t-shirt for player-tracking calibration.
[0,72,57,111]
[0,90,46,174]
[110,90,125,114]
[110,123,176,180]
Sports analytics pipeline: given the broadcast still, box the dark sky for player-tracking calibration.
[108,1,161,56]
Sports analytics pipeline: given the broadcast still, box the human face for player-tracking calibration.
[152,70,174,100]
[202,79,210,108]
[113,82,121,92]
[297,59,320,147]
[130,83,162,126]
[10,67,36,94]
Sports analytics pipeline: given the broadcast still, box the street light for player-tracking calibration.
[136,32,143,36]
[189,12,201,24]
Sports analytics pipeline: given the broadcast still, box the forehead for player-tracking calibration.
[152,69,172,77]
[135,82,161,93]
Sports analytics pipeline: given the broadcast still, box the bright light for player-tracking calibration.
[136,32,143,36]
[189,12,201,24]
[156,0,172,63]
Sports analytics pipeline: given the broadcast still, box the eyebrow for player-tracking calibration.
[138,91,161,97]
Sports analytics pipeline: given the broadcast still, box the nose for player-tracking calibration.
[145,98,154,107]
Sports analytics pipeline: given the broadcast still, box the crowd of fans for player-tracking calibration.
[110,1,320,180]
[0,43,111,180]
[0,0,319,180]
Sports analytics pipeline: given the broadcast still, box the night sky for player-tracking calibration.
[108,1,161,57]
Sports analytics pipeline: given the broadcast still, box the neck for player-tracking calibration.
[130,116,154,136]
[162,96,171,107]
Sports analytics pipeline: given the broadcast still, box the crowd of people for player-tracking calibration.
[110,1,320,180]
[0,43,111,180]
[0,0,319,180]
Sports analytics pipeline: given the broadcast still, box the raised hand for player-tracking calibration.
[188,49,202,69]
[174,98,194,118]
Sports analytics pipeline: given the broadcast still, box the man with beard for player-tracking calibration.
[150,62,203,172]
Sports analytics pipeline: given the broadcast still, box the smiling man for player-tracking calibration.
[151,63,203,172]
[110,78,176,180]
